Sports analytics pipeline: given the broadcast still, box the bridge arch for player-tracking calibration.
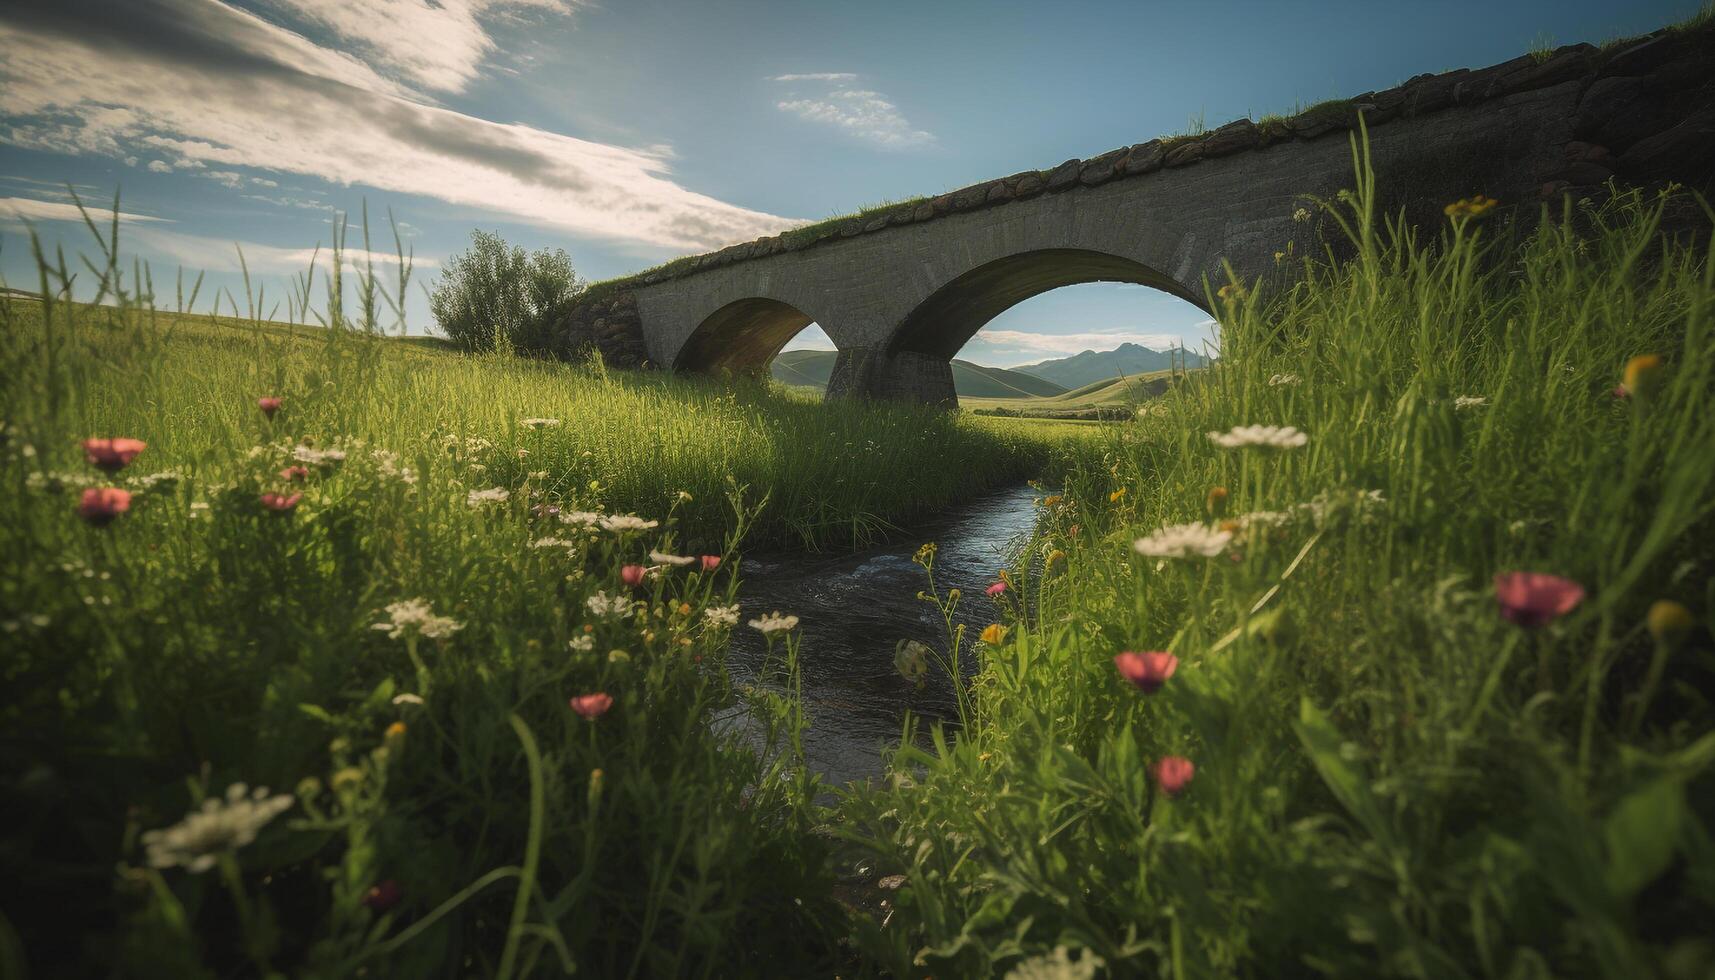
[672,296,821,374]
[888,248,1209,360]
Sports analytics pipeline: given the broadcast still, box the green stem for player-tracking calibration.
[496,713,547,980]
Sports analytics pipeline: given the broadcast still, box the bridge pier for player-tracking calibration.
[825,347,957,408]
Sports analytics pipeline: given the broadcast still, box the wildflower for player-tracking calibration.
[466,487,510,507]
[748,611,799,634]
[620,564,646,587]
[586,591,630,618]
[1133,522,1232,559]
[568,634,595,652]
[391,693,425,706]
[700,555,721,572]
[704,604,740,628]
[1292,207,1311,222]
[1153,756,1195,798]
[600,514,659,533]
[1045,548,1066,567]
[1235,510,1292,530]
[189,501,210,518]
[260,492,302,513]
[1206,486,1229,519]
[280,465,310,482]
[1114,651,1178,693]
[675,490,693,503]
[1621,354,1664,399]
[980,623,1008,645]
[649,550,696,567]
[1268,373,1301,387]
[1109,488,1127,503]
[986,581,1007,597]
[1453,395,1488,410]
[913,542,938,564]
[139,783,294,873]
[1494,572,1585,628]
[83,438,147,473]
[77,487,132,526]
[291,446,346,467]
[363,879,403,912]
[569,692,613,719]
[1444,195,1498,219]
[530,536,573,549]
[1611,384,1631,400]
[1041,494,1063,508]
[258,397,282,419]
[330,767,364,792]
[894,639,930,685]
[1207,425,1308,450]
[519,417,561,429]
[560,510,603,527]
[1005,945,1105,980]
[372,598,463,640]
[1646,600,1695,645]
[383,721,407,752]
[130,470,182,491]
[1217,282,1246,302]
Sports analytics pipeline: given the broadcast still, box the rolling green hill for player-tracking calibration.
[1014,343,1209,389]
[771,349,1068,399]
[962,368,1180,419]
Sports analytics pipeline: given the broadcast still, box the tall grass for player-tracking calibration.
[838,134,1715,976]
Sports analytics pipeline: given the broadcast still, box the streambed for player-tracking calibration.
[725,483,1041,788]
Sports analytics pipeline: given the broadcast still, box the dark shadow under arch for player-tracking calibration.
[890,248,1209,359]
[673,297,816,374]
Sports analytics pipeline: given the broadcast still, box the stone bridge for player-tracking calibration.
[554,29,1713,405]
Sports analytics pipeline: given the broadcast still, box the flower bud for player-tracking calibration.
[1206,486,1229,519]
[1646,600,1695,645]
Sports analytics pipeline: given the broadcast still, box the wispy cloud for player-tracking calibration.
[2,195,168,224]
[771,74,934,149]
[130,226,435,273]
[970,328,1192,356]
[0,0,798,251]
[259,0,582,95]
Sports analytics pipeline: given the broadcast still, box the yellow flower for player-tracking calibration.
[1646,600,1695,644]
[1444,195,1499,219]
[1045,549,1066,567]
[980,624,1008,645]
[1217,283,1246,302]
[1109,488,1127,503]
[1206,486,1229,519]
[331,767,364,792]
[1273,250,1286,263]
[1623,354,1664,398]
[1041,494,1063,508]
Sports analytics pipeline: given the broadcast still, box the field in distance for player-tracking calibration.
[770,348,1067,399]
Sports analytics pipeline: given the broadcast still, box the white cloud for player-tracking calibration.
[771,74,934,149]
[969,328,1191,356]
[146,159,172,173]
[260,0,581,95]
[0,0,799,251]
[1,195,167,224]
[130,226,436,273]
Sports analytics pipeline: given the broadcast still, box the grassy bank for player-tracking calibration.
[839,145,1715,976]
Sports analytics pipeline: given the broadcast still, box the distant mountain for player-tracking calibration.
[771,350,1068,399]
[1013,343,1208,390]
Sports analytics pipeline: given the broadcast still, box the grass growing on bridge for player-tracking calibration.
[836,148,1715,975]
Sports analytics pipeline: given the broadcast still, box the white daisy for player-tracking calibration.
[585,591,630,618]
[1133,523,1232,559]
[748,611,799,634]
[140,783,294,873]
[568,635,595,653]
[1207,425,1308,450]
[703,604,740,628]
[372,598,463,641]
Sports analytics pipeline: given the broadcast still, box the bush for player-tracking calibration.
[429,230,583,354]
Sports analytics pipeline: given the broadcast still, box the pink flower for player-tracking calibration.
[78,487,132,526]
[362,879,402,911]
[280,465,309,482]
[570,692,613,719]
[985,581,1007,597]
[1611,385,1631,400]
[1114,651,1178,694]
[82,438,146,473]
[700,555,721,572]
[258,397,282,418]
[1153,756,1195,797]
[1494,571,1585,628]
[260,492,302,513]
[621,564,646,587]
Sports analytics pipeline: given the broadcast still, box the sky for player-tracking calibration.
[0,0,1701,367]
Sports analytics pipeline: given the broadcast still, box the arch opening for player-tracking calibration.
[890,248,1209,360]
[673,297,818,375]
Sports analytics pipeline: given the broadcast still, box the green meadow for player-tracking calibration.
[2,133,1713,978]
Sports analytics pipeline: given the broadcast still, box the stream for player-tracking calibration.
[724,482,1041,789]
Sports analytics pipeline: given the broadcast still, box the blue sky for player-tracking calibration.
[0,0,1700,367]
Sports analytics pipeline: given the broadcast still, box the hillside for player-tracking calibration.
[771,349,1067,399]
[963,368,1179,419]
[1014,343,1209,389]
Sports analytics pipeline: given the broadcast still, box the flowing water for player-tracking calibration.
[725,483,1042,788]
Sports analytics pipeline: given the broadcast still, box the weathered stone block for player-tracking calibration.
[1045,159,1082,191]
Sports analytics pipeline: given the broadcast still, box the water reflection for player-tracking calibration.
[726,483,1041,788]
